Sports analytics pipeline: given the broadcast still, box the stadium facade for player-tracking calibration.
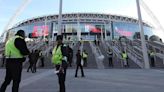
[8,13,153,41]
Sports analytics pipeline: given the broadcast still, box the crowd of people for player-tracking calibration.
[0,29,159,92]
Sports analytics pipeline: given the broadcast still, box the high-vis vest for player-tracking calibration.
[122,53,127,60]
[150,52,155,57]
[82,52,88,58]
[52,45,63,65]
[5,36,24,58]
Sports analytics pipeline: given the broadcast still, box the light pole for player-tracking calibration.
[58,0,62,35]
[101,25,103,41]
[44,16,47,41]
[77,14,81,41]
[136,0,150,69]
[104,22,107,41]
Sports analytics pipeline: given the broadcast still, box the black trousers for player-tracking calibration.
[40,58,44,67]
[33,60,38,73]
[108,57,113,67]
[68,56,73,67]
[150,57,155,67]
[1,58,5,67]
[27,61,33,72]
[75,64,84,77]
[0,59,22,92]
[83,58,87,67]
[56,65,67,92]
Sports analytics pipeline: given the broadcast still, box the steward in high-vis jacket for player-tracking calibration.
[121,51,129,67]
[0,30,30,92]
[52,35,68,92]
[149,50,155,67]
[82,50,88,67]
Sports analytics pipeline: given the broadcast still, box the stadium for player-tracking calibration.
[8,13,153,41]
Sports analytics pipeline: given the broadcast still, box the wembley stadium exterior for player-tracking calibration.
[8,13,153,41]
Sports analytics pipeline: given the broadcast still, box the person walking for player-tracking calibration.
[67,45,73,67]
[52,35,68,92]
[39,51,44,67]
[107,48,113,67]
[32,50,40,73]
[27,50,34,72]
[75,50,85,78]
[0,30,30,92]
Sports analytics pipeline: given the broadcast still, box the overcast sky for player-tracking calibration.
[0,0,163,40]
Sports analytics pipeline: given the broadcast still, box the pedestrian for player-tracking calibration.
[0,30,30,92]
[32,50,40,73]
[27,50,34,72]
[82,50,88,67]
[149,50,155,67]
[75,50,85,77]
[52,35,68,92]
[1,53,5,67]
[67,45,73,67]
[97,40,100,46]
[40,51,44,67]
[94,39,97,46]
[121,51,129,68]
[107,48,113,67]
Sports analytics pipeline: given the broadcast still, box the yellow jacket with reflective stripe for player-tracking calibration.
[5,36,24,58]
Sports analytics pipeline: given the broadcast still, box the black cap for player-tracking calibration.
[56,35,63,41]
[15,30,25,37]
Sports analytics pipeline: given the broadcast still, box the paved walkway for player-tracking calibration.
[0,69,164,92]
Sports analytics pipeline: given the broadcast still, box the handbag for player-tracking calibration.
[81,59,84,66]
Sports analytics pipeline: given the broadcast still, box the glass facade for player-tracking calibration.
[8,19,153,41]
[9,22,51,39]
[52,22,110,41]
[112,21,153,39]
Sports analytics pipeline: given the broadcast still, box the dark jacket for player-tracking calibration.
[76,52,81,65]
[15,37,30,56]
